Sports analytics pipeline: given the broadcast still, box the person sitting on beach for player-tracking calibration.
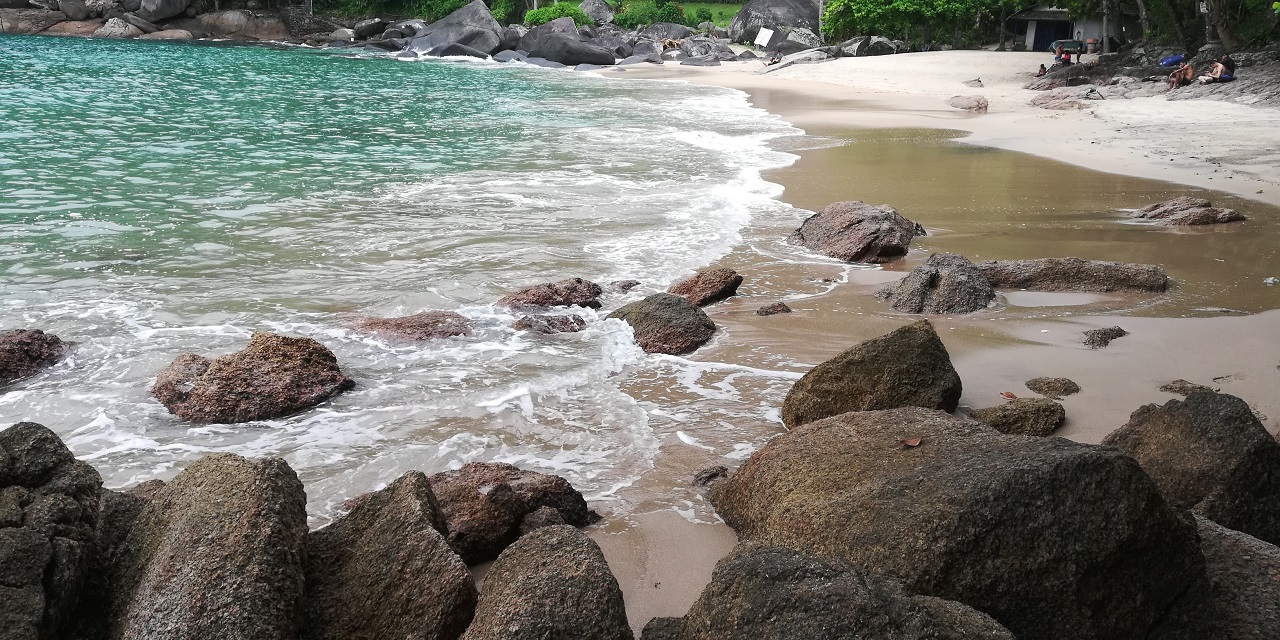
[1034,64,1047,77]
[1167,62,1194,90]
[764,51,783,66]
[1198,55,1237,83]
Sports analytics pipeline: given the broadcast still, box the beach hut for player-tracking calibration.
[1008,6,1074,52]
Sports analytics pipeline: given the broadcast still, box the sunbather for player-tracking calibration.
[1198,55,1236,83]
[1167,62,1194,90]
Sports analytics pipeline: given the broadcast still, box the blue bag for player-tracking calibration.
[1160,54,1185,67]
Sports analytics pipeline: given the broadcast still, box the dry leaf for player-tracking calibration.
[900,437,922,447]
[1000,391,1018,400]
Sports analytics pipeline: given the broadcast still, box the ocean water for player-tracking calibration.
[0,34,803,520]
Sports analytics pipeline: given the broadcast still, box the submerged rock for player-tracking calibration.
[788,201,922,264]
[1084,325,1128,348]
[977,257,1168,292]
[1131,196,1246,226]
[497,277,603,309]
[667,268,743,306]
[1025,376,1080,399]
[513,314,586,334]
[0,329,69,387]
[606,293,716,355]
[755,302,792,316]
[969,397,1065,436]
[781,320,961,429]
[355,310,472,341]
[874,252,995,314]
[151,332,355,424]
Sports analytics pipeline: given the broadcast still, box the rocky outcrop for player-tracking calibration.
[405,0,502,56]
[0,422,102,640]
[946,95,988,112]
[637,21,693,41]
[137,27,191,38]
[578,0,613,25]
[107,453,307,640]
[351,16,385,39]
[1025,376,1080,399]
[977,257,1169,292]
[196,10,288,40]
[755,302,791,315]
[528,32,617,66]
[0,329,69,387]
[93,16,141,37]
[1102,392,1280,546]
[788,201,922,264]
[460,525,630,640]
[606,293,716,355]
[69,483,160,640]
[874,253,994,314]
[709,407,1214,640]
[0,8,67,33]
[355,311,472,341]
[135,0,183,22]
[497,277,603,309]
[667,268,743,306]
[969,397,1065,436]
[654,544,1014,639]
[1084,325,1128,348]
[1131,196,1246,225]
[513,314,586,334]
[150,332,355,424]
[780,320,961,429]
[303,471,476,640]
[727,0,820,45]
[40,18,104,34]
[1197,516,1280,640]
[428,462,598,565]
[838,35,897,56]
[516,16,578,54]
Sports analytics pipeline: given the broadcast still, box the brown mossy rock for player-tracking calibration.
[460,525,630,640]
[428,462,598,565]
[1197,516,1280,640]
[709,407,1213,640]
[151,332,355,424]
[1025,376,1080,399]
[606,293,716,355]
[1,329,69,386]
[969,397,1066,436]
[107,453,308,640]
[303,471,476,640]
[977,257,1169,292]
[0,422,102,640]
[661,544,1014,640]
[780,320,961,429]
[667,268,743,306]
[355,311,471,341]
[497,278,603,309]
[754,302,791,316]
[874,252,995,314]
[1084,325,1128,349]
[1132,196,1246,226]
[513,314,586,334]
[1101,392,1280,546]
[1160,379,1217,395]
[788,201,922,264]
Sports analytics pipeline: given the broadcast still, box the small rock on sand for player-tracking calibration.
[1084,326,1128,348]
[1160,379,1218,395]
[755,302,792,316]
[1025,376,1080,399]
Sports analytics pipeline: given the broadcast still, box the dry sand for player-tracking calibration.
[586,50,1280,633]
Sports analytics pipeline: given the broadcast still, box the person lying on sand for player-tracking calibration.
[1167,62,1194,90]
[1198,55,1237,83]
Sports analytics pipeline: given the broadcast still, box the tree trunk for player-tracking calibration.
[1208,0,1241,48]
[1102,0,1111,52]
[1135,0,1151,39]
[1154,0,1188,47]
[996,3,1007,50]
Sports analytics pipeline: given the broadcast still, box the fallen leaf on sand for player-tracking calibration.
[1000,391,1018,400]
[900,437,922,448]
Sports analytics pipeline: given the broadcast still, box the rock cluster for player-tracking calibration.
[497,277,604,309]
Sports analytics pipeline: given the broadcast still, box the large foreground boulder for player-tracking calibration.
[134,0,183,22]
[1130,196,1245,226]
[655,544,1015,639]
[151,332,355,424]
[727,0,820,44]
[108,454,308,640]
[428,462,598,565]
[606,293,716,355]
[1,329,69,386]
[196,10,288,40]
[405,0,502,56]
[355,310,471,341]
[1101,391,1280,546]
[303,471,477,640]
[460,525,630,640]
[0,422,102,640]
[976,257,1169,292]
[0,8,67,33]
[1197,516,1280,640]
[667,268,743,306]
[527,32,616,66]
[780,320,961,429]
[709,407,1213,640]
[788,201,922,264]
[874,253,994,314]
[497,277,603,309]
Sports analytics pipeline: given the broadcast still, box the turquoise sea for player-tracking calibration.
[0,34,803,519]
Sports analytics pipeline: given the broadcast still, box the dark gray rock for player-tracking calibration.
[641,617,683,640]
[1084,325,1128,348]
[385,17,425,37]
[93,16,141,36]
[134,0,181,22]
[781,320,961,429]
[428,462,598,565]
[352,16,385,39]
[755,302,791,315]
[606,293,716,355]
[692,465,728,488]
[68,484,159,640]
[789,201,922,263]
[709,406,1215,640]
[680,54,721,66]
[610,279,641,292]
[619,53,662,65]
[428,42,490,57]
[977,257,1169,292]
[57,0,88,20]
[0,329,68,387]
[107,453,307,640]
[631,38,661,56]
[1197,516,1280,640]
[497,23,525,51]
[355,310,472,341]
[528,31,616,66]
[578,0,612,25]
[970,397,1066,436]
[764,26,821,53]
[493,48,528,62]
[638,21,693,41]
[118,11,157,32]
[517,505,565,534]
[660,48,687,61]
[498,277,603,309]
[667,268,742,306]
[839,35,897,56]
[151,332,354,424]
[516,16,577,53]
[875,253,995,314]
[303,471,476,640]
[1102,392,1280,546]
[727,0,820,45]
[406,0,502,56]
[195,10,288,40]
[524,56,567,68]
[1131,196,1245,225]
[513,314,586,334]
[1025,376,1080,399]
[459,525,630,640]
[0,8,66,33]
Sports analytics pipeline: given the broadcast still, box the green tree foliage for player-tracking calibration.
[822,0,992,42]
[490,0,517,23]
[524,1,593,25]
[615,0,687,27]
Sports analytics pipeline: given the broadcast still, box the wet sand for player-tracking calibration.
[589,53,1280,633]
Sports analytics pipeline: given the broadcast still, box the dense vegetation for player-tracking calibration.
[524,1,592,25]
[312,0,740,29]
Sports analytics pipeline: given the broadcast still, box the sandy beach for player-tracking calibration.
[589,50,1280,632]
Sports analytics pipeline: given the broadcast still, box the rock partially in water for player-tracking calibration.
[667,268,743,306]
[1160,379,1218,395]
[788,201,922,264]
[755,302,792,316]
[40,18,105,35]
[151,332,355,424]
[970,397,1066,436]
[405,0,503,56]
[137,27,192,38]
[1102,392,1280,546]
[609,279,641,292]
[1084,325,1129,348]
[875,252,995,314]
[978,257,1168,292]
[781,319,962,429]
[428,462,599,565]
[303,471,476,640]
[355,310,472,341]
[93,16,141,37]
[606,293,716,355]
[498,277,604,309]
[1197,516,1280,640]
[1131,196,1245,226]
[1,329,69,387]
[513,314,586,334]
[1025,376,1080,399]
[709,407,1215,640]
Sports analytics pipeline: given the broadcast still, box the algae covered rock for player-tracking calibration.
[1025,376,1080,399]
